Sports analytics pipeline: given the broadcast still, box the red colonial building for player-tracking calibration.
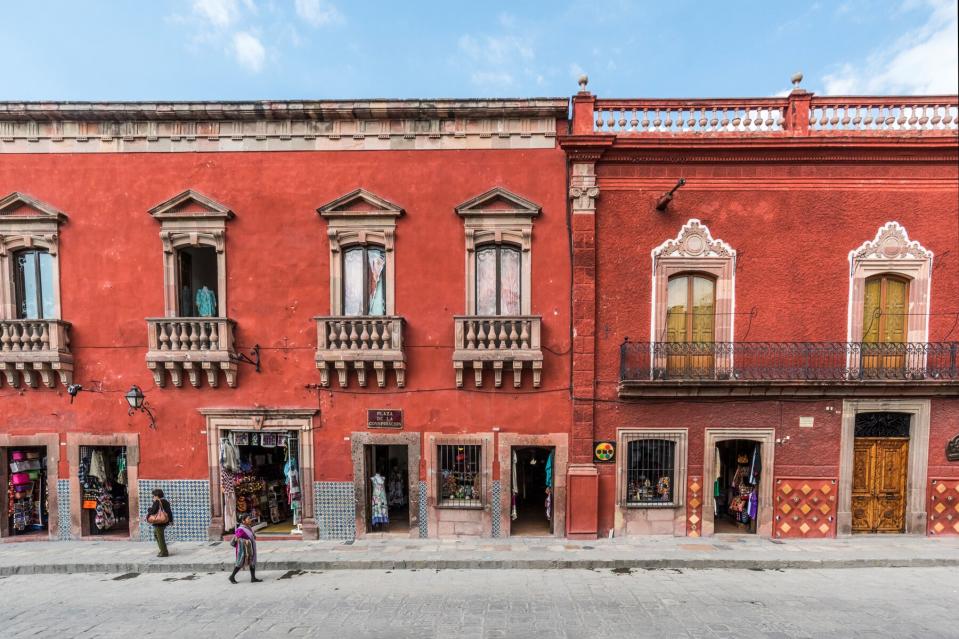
[561,77,959,540]
[0,99,572,542]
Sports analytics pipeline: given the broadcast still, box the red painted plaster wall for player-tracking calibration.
[590,158,959,535]
[0,147,572,482]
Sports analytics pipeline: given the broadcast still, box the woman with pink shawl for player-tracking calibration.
[228,515,262,584]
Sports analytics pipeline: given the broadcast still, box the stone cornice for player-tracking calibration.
[0,99,569,122]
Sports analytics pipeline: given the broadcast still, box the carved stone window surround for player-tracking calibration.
[0,192,73,388]
[453,188,543,389]
[651,219,736,345]
[847,222,932,345]
[315,189,406,389]
[146,190,237,388]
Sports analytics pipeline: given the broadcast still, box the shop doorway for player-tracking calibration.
[79,446,130,537]
[363,445,410,534]
[3,447,49,538]
[221,430,303,537]
[713,440,762,535]
[509,446,554,536]
[851,412,910,534]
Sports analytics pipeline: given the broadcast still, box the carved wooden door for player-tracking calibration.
[851,437,908,534]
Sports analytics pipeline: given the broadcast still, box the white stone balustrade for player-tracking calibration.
[146,317,238,388]
[808,99,958,132]
[593,100,787,134]
[453,315,542,388]
[0,319,73,388]
[314,316,406,388]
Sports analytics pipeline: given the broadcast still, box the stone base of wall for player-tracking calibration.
[315,482,355,540]
[491,480,502,538]
[137,480,211,542]
[928,478,959,536]
[774,478,837,539]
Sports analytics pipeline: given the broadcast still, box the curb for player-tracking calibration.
[3,557,958,576]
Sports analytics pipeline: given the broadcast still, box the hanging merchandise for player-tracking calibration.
[88,450,108,482]
[511,450,518,521]
[116,452,127,486]
[224,431,299,535]
[78,446,129,536]
[94,485,117,531]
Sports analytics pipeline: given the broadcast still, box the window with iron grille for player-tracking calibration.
[622,432,686,507]
[437,444,484,508]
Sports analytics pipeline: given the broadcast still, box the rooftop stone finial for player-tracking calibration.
[791,72,803,88]
[578,74,589,92]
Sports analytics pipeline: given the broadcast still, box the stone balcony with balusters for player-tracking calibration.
[146,317,239,388]
[0,319,73,388]
[314,316,406,388]
[453,315,542,388]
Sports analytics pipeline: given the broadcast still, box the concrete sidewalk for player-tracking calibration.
[3,535,959,575]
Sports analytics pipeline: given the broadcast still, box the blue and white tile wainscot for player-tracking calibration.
[137,480,210,542]
[315,481,356,541]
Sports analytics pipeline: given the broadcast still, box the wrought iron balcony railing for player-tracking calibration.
[620,341,959,382]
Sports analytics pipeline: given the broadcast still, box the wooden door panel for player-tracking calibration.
[851,438,907,534]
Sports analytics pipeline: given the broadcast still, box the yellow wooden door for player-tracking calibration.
[665,275,715,377]
[862,275,908,376]
[851,437,908,534]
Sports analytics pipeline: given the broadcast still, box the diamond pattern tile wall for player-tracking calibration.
[57,480,71,540]
[138,480,211,542]
[928,479,959,536]
[491,479,502,538]
[774,477,837,538]
[315,481,356,540]
[418,480,428,538]
[686,476,702,537]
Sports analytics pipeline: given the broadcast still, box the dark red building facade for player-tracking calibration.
[0,99,573,542]
[561,80,959,540]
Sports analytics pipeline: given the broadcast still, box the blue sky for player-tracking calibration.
[2,0,956,101]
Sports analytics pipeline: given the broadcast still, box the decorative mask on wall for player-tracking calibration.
[947,434,959,462]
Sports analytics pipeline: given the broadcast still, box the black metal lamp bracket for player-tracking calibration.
[231,344,261,373]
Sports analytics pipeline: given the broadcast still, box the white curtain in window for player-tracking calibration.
[367,248,386,316]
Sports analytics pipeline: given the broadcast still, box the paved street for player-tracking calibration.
[1,567,956,638]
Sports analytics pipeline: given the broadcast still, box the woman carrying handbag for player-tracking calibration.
[146,488,173,557]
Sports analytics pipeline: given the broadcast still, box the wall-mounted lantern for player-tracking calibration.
[125,384,157,430]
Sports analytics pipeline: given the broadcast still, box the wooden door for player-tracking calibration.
[665,274,715,377]
[861,275,908,376]
[851,437,908,534]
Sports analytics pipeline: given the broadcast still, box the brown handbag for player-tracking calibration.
[148,502,169,525]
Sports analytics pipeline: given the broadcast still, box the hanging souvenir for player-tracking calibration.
[233,432,249,446]
[262,433,277,447]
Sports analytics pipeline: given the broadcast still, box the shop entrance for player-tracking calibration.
[713,439,762,535]
[509,446,554,536]
[363,445,410,534]
[3,447,49,538]
[851,412,910,534]
[79,446,130,537]
[221,430,303,537]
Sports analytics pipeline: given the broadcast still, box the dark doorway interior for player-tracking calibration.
[177,246,218,317]
[510,446,554,536]
[714,439,761,535]
[79,446,130,537]
[4,446,49,537]
[365,444,410,534]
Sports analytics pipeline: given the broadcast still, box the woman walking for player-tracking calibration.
[229,515,262,583]
[146,489,173,557]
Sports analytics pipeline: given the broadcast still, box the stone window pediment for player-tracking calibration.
[847,222,932,345]
[651,219,736,345]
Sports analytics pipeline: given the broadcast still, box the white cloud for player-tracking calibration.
[471,71,515,88]
[458,34,534,65]
[822,0,958,94]
[192,0,245,28]
[233,31,266,72]
[294,0,342,27]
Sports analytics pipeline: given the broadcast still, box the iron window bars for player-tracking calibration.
[437,444,484,508]
[620,341,959,381]
[624,435,680,507]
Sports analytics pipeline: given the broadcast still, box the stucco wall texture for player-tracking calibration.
[589,158,959,536]
[0,148,572,482]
